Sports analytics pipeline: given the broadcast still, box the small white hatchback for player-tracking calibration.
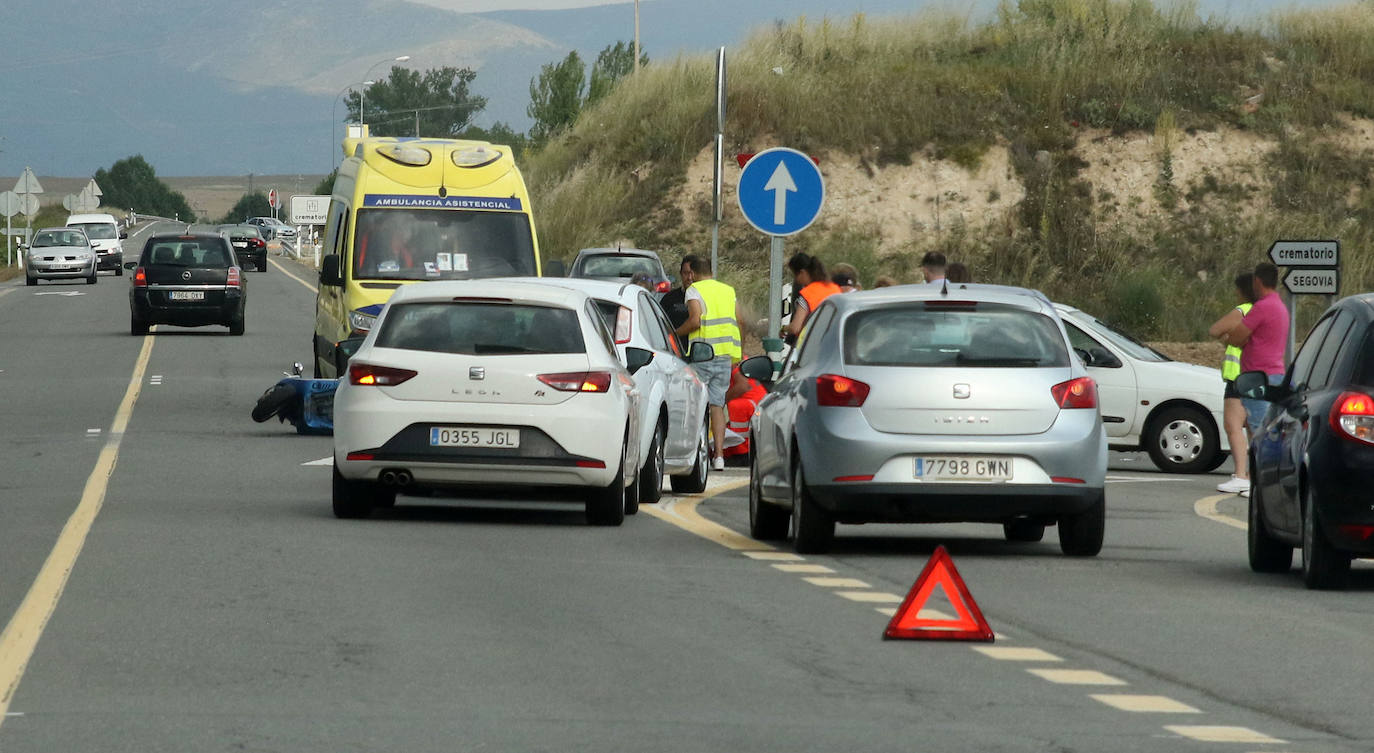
[332,280,641,525]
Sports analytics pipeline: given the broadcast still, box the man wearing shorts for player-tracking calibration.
[674,256,742,471]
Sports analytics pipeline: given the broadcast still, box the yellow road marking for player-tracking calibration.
[772,563,834,574]
[1091,694,1200,713]
[269,256,318,294]
[0,334,154,724]
[641,479,761,551]
[875,607,898,617]
[973,647,1062,662]
[802,577,871,588]
[1027,669,1127,685]
[1195,493,1247,531]
[835,591,904,603]
[741,551,799,560]
[1164,725,1284,744]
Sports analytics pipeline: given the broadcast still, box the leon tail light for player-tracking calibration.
[816,374,870,407]
[614,306,633,344]
[226,266,242,288]
[538,371,612,393]
[133,267,147,287]
[1329,391,1374,445]
[1051,377,1097,409]
[655,280,671,293]
[349,362,418,386]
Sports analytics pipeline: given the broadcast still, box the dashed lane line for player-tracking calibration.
[1091,695,1201,714]
[1027,669,1128,686]
[802,577,871,588]
[0,333,155,727]
[1164,725,1285,744]
[973,647,1062,662]
[771,563,834,574]
[834,591,904,603]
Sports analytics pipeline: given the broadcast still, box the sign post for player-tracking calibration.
[14,167,44,241]
[0,191,20,267]
[710,47,726,277]
[1268,239,1340,364]
[737,147,825,338]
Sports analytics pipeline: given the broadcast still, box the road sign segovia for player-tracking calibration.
[1268,240,1339,267]
[1283,267,1339,296]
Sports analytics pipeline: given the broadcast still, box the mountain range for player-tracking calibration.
[0,0,1305,177]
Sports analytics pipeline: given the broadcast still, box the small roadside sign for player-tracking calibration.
[290,195,330,225]
[1283,267,1339,296]
[737,148,825,237]
[14,167,43,195]
[1268,240,1338,267]
[0,191,21,218]
[267,188,280,209]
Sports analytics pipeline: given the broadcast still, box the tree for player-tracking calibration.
[527,51,586,144]
[458,122,529,160]
[94,155,193,219]
[221,192,272,224]
[314,170,336,197]
[346,66,487,138]
[588,41,647,105]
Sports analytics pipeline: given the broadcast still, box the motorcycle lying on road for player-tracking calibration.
[251,362,338,435]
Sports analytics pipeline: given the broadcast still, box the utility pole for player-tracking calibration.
[634,0,640,74]
[416,109,420,137]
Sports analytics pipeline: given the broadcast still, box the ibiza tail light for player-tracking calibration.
[816,374,870,407]
[1329,391,1374,445]
[1051,377,1097,409]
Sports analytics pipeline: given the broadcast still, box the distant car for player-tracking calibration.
[569,248,672,294]
[1242,293,1374,589]
[534,277,716,502]
[1056,303,1228,473]
[66,212,125,276]
[218,224,268,272]
[331,280,641,525]
[25,227,97,285]
[743,284,1107,556]
[126,232,247,336]
[246,216,296,241]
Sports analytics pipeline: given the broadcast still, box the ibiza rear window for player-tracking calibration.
[844,303,1070,368]
[142,239,232,268]
[376,302,586,356]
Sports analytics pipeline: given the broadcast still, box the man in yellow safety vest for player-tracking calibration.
[1208,271,1258,496]
[674,255,742,471]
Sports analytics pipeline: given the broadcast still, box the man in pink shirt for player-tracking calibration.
[1224,262,1290,436]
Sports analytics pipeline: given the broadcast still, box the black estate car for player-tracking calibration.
[218,224,268,272]
[126,232,247,336]
[1240,293,1374,589]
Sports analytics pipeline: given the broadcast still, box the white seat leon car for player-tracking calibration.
[536,278,716,502]
[332,280,641,525]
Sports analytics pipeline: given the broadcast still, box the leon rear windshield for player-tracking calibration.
[141,239,233,268]
[375,302,585,356]
[844,303,1070,368]
[352,208,536,281]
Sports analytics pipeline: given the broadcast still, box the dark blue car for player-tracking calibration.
[1240,293,1374,589]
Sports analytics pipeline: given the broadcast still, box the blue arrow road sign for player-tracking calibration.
[737,148,824,236]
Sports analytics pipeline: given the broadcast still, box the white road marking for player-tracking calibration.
[302,456,334,467]
[771,563,834,574]
[33,291,84,297]
[973,647,1061,662]
[835,591,904,603]
[741,551,803,561]
[875,607,898,617]
[1195,493,1247,531]
[1090,694,1200,713]
[1164,725,1284,744]
[86,429,101,435]
[1027,669,1127,685]
[1105,475,1191,484]
[4,712,21,717]
[802,577,870,588]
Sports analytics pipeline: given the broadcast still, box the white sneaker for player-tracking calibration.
[712,456,725,471]
[1216,475,1250,495]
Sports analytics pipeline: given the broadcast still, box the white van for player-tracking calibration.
[66,212,126,276]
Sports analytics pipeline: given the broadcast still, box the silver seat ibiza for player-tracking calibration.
[742,283,1107,556]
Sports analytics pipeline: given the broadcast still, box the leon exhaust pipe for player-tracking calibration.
[394,470,413,487]
[379,470,398,486]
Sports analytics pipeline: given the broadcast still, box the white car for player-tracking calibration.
[538,278,715,502]
[1056,303,1228,473]
[246,216,296,240]
[332,280,641,525]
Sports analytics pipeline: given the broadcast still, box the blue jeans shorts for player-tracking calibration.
[1242,373,1285,433]
[693,355,733,407]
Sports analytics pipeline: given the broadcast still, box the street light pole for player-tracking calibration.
[634,0,640,74]
[332,80,374,170]
[361,55,411,127]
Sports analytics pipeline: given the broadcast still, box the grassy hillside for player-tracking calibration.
[524,0,1374,341]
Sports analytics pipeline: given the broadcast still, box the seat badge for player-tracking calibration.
[469,367,486,381]
[953,383,971,399]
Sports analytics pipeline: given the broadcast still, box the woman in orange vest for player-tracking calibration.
[723,365,768,457]
[783,252,841,342]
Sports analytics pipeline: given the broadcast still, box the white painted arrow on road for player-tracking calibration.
[34,291,85,297]
[302,456,333,467]
[764,161,797,225]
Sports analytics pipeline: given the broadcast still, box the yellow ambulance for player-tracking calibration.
[313,131,542,377]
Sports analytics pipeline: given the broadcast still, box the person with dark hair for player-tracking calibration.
[1219,262,1290,491]
[873,275,898,288]
[920,251,947,285]
[783,252,840,341]
[1209,271,1259,496]
[660,255,697,351]
[831,262,861,293]
[674,256,741,471]
[946,262,971,284]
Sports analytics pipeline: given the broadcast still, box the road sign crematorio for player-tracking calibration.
[1268,240,1339,267]
[737,148,824,237]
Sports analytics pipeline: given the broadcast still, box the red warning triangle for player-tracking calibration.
[884,545,994,642]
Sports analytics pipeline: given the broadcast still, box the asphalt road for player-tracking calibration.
[1,227,1371,752]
